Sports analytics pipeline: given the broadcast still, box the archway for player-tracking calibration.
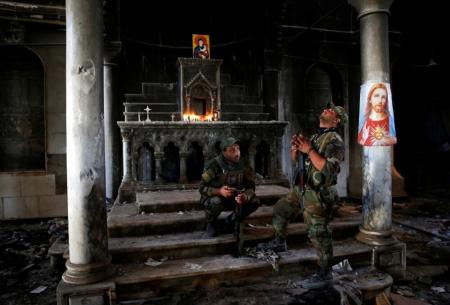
[162,142,180,183]
[186,141,204,181]
[0,46,45,171]
[137,142,155,182]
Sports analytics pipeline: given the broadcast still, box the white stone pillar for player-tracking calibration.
[64,0,114,284]
[179,152,189,184]
[121,130,132,181]
[248,148,256,172]
[154,152,164,183]
[349,0,396,245]
[104,59,118,201]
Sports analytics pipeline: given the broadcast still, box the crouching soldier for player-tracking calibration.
[199,136,260,237]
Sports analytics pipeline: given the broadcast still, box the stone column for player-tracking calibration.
[104,51,120,202]
[248,147,256,172]
[179,152,189,184]
[121,130,132,182]
[64,0,114,284]
[349,0,396,246]
[154,152,164,183]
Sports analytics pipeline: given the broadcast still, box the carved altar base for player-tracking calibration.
[117,120,288,203]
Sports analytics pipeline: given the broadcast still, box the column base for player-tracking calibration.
[178,176,189,184]
[57,279,116,305]
[117,179,136,203]
[154,177,165,184]
[62,256,116,285]
[356,226,397,246]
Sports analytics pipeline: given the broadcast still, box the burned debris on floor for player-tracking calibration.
[1,196,449,305]
[0,219,67,305]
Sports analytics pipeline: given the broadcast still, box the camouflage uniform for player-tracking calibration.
[272,128,344,270]
[199,154,260,224]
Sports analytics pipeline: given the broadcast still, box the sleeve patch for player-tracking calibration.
[202,171,213,183]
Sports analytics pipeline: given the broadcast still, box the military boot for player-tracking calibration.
[206,221,218,237]
[223,212,236,233]
[257,236,287,252]
[298,268,333,289]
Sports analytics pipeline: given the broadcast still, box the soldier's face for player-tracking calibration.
[223,144,240,164]
[319,108,338,126]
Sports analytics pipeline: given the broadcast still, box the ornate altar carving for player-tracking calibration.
[178,58,222,121]
[117,121,288,202]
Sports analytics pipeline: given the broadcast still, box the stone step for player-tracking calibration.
[221,96,259,105]
[122,111,270,122]
[220,112,270,121]
[122,112,180,122]
[244,96,259,104]
[50,213,360,267]
[107,204,275,237]
[221,85,246,102]
[123,102,179,113]
[220,74,231,85]
[113,239,373,299]
[137,185,290,213]
[108,218,360,263]
[221,103,264,113]
[141,83,177,95]
[125,95,177,104]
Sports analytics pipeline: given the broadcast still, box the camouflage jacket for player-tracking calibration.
[303,128,344,190]
[199,154,256,203]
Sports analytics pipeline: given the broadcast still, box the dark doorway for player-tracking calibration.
[162,142,180,183]
[192,97,207,116]
[0,46,45,171]
[186,141,204,181]
[137,143,155,182]
[255,141,270,178]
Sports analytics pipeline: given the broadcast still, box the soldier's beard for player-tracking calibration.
[320,114,334,125]
[224,154,240,164]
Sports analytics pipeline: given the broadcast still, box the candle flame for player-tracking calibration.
[183,113,213,121]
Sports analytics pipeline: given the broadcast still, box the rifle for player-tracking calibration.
[232,187,245,255]
[296,141,305,210]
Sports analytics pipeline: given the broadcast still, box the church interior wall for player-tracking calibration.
[1,0,449,219]
[0,30,68,220]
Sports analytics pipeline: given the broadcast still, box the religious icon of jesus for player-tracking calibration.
[192,34,210,59]
[358,82,397,146]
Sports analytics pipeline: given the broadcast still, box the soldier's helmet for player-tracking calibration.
[327,102,348,126]
[220,136,239,150]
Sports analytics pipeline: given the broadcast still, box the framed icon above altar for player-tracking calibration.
[192,34,210,59]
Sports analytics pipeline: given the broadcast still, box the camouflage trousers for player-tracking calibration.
[203,195,260,223]
[272,186,337,270]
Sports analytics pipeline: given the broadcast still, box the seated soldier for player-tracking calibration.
[199,137,260,237]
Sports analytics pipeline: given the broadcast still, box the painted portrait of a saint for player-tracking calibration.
[192,34,210,59]
[358,82,397,146]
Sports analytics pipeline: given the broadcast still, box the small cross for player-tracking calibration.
[170,113,175,122]
[144,106,152,122]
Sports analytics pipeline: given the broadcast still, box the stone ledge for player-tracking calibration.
[137,184,290,213]
[1,194,67,219]
[113,239,373,297]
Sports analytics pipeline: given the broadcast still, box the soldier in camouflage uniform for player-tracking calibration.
[199,137,260,237]
[258,102,347,288]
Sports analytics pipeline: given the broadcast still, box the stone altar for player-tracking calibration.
[117,120,288,202]
[117,58,287,202]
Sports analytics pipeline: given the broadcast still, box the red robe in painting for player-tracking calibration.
[358,116,391,146]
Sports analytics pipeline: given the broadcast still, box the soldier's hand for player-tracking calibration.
[220,185,236,198]
[291,134,301,161]
[291,134,301,147]
[299,136,312,154]
[235,193,247,205]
